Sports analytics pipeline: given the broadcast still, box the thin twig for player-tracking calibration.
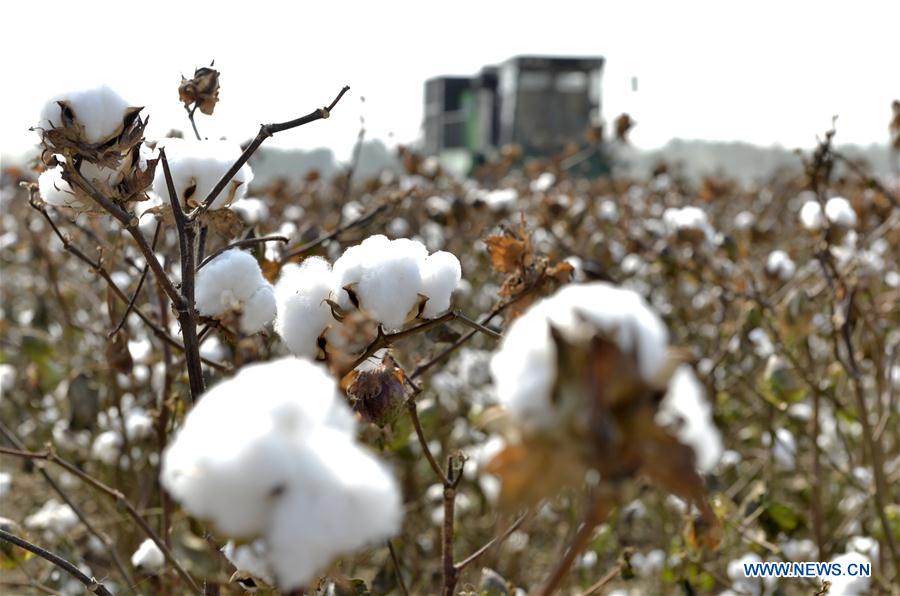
[110,220,161,336]
[455,512,528,572]
[387,540,410,596]
[0,528,114,596]
[197,235,288,270]
[191,85,351,220]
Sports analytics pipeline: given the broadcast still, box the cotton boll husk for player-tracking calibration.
[491,282,669,430]
[419,251,462,318]
[161,358,356,538]
[264,425,403,589]
[39,85,132,144]
[151,138,253,210]
[356,239,425,329]
[274,257,336,359]
[800,200,824,231]
[241,285,276,334]
[655,366,722,472]
[131,538,165,570]
[825,196,857,228]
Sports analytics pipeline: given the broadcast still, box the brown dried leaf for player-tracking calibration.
[485,234,527,274]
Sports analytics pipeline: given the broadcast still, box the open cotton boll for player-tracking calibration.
[765,250,796,281]
[356,239,425,330]
[274,257,336,359]
[491,282,669,430]
[223,540,274,586]
[332,234,391,310]
[25,499,78,534]
[131,538,165,570]
[655,366,722,472]
[38,167,84,209]
[825,196,857,228]
[151,138,253,210]
[799,200,824,231]
[91,430,122,465]
[264,425,403,589]
[821,551,870,595]
[161,358,402,590]
[662,206,714,242]
[39,85,132,144]
[231,197,270,225]
[195,249,274,334]
[419,251,462,318]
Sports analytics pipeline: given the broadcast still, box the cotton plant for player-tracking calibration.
[274,234,462,359]
[161,358,403,590]
[195,248,276,334]
[131,538,165,571]
[486,282,722,543]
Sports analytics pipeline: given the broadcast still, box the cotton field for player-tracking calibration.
[0,58,899,596]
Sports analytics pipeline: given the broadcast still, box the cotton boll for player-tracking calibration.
[241,285,276,334]
[825,196,857,228]
[332,235,391,310]
[231,197,270,225]
[195,249,275,334]
[274,257,336,359]
[765,250,796,282]
[131,538,164,570]
[125,409,154,441]
[800,200,824,231]
[491,282,669,430]
[530,172,555,192]
[727,553,776,595]
[264,426,402,590]
[25,499,78,534]
[356,239,425,329]
[161,358,401,591]
[152,138,253,210]
[484,188,518,211]
[822,551,870,595]
[656,366,722,473]
[39,85,133,144]
[38,167,83,209]
[91,430,122,465]
[663,206,714,243]
[419,251,462,318]
[223,540,274,586]
[0,363,16,395]
[0,472,12,498]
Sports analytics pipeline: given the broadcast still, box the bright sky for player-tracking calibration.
[2,0,898,161]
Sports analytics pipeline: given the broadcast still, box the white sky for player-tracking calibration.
[2,0,898,161]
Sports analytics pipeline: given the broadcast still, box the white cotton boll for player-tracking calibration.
[332,234,391,310]
[0,363,15,396]
[734,210,756,230]
[663,206,714,242]
[530,172,555,192]
[491,282,669,430]
[800,200,824,231]
[825,196,857,228]
[25,499,78,534]
[131,538,165,570]
[91,430,122,465]
[231,197,270,225]
[780,538,816,561]
[656,366,722,473]
[195,249,274,333]
[223,540,274,585]
[631,549,666,578]
[356,239,425,329]
[765,250,796,282]
[240,285,276,334]
[0,472,11,498]
[38,167,83,209]
[419,251,462,318]
[847,535,879,561]
[39,85,132,144]
[768,428,797,469]
[727,553,776,596]
[128,338,152,362]
[822,551,870,595]
[484,188,518,211]
[598,199,619,223]
[274,257,336,359]
[151,138,253,210]
[161,358,401,591]
[748,328,774,358]
[125,409,154,441]
[264,425,403,590]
